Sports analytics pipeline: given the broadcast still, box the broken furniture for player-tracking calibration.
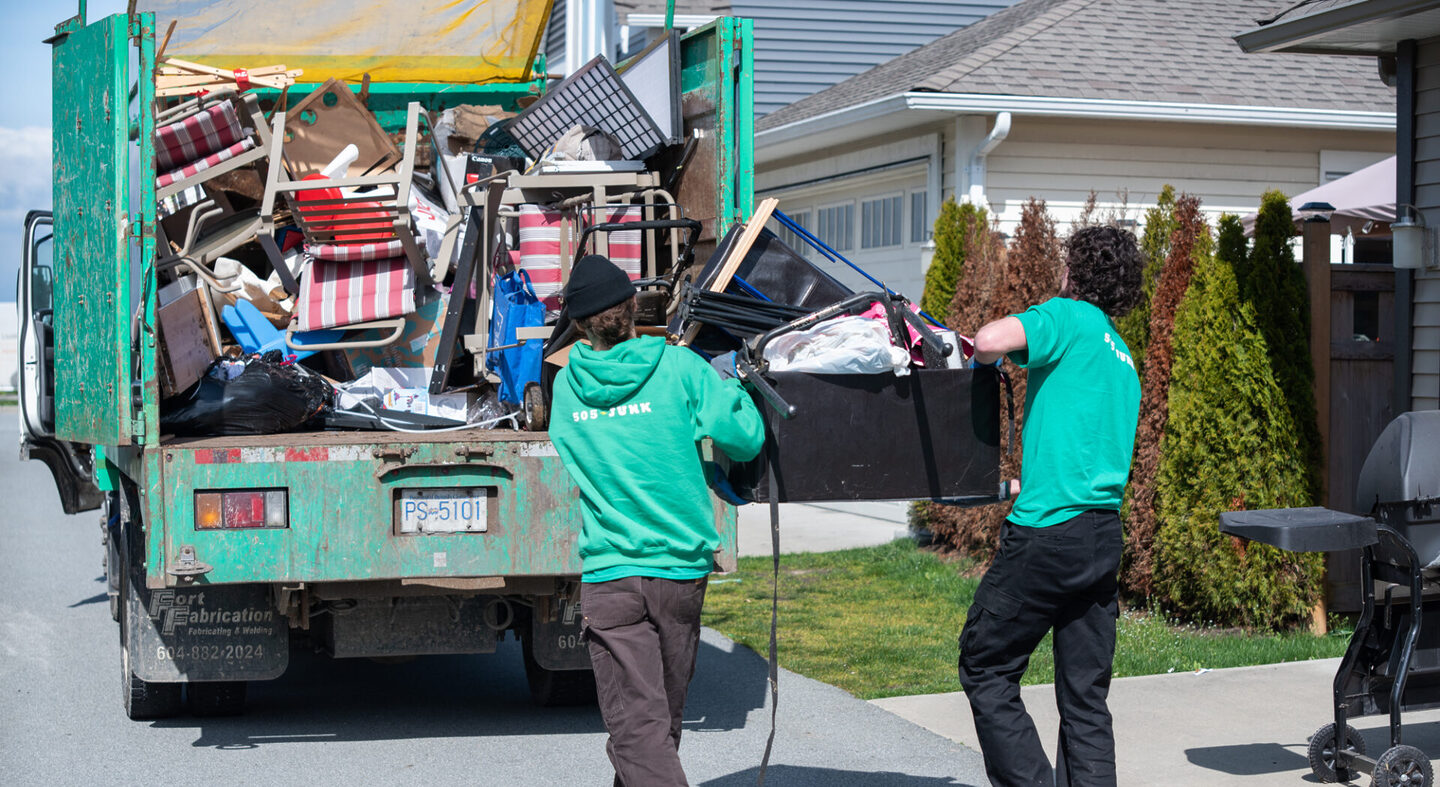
[259,102,432,351]
[155,57,302,98]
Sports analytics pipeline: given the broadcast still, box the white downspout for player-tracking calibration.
[965,112,1011,206]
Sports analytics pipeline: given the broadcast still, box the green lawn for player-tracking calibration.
[701,538,1350,700]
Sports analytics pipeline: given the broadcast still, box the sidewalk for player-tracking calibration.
[874,657,1440,785]
[736,500,911,556]
[727,501,1440,785]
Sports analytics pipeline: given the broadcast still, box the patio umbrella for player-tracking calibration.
[1241,155,1395,236]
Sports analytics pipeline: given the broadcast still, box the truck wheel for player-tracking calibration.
[117,517,182,721]
[188,682,247,716]
[521,631,596,707]
[119,578,182,721]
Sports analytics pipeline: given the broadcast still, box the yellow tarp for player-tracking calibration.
[141,0,553,83]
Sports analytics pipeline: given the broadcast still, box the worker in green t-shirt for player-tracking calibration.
[549,255,765,787]
[960,225,1143,787]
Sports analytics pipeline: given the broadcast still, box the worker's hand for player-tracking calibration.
[1008,479,1021,498]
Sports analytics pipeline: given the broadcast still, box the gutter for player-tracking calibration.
[966,112,1010,206]
[756,92,1396,162]
[1233,0,1440,55]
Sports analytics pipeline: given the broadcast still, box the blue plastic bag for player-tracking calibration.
[488,269,545,405]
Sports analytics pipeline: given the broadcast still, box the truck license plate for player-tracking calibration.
[398,489,489,534]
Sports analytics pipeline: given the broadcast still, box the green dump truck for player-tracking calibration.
[18,2,754,719]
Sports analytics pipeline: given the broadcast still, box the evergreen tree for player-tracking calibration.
[1153,214,1323,629]
[1115,185,1178,379]
[1245,191,1322,502]
[1121,193,1203,598]
[920,199,987,321]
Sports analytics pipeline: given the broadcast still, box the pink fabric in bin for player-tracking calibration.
[154,101,246,172]
[517,205,571,313]
[308,240,406,262]
[156,137,256,189]
[296,256,415,331]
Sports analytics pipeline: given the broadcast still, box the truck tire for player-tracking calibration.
[119,572,182,721]
[521,631,597,707]
[117,485,183,721]
[188,681,247,716]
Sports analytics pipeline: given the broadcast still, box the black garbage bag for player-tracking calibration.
[161,352,334,437]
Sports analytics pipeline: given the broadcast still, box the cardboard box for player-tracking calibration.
[344,290,452,373]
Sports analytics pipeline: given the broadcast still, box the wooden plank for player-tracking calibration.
[679,197,778,345]
[1304,220,1331,506]
[1330,340,1396,361]
[1331,267,1397,292]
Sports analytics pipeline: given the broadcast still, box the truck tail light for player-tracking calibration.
[195,490,288,530]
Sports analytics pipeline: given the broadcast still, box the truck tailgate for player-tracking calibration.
[153,430,738,586]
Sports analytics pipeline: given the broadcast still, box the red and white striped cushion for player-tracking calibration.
[296,256,415,331]
[156,138,256,189]
[154,101,246,172]
[518,204,645,315]
[517,205,573,314]
[590,204,643,279]
[308,240,406,262]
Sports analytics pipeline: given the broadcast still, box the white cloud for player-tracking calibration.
[0,126,52,216]
[0,127,50,301]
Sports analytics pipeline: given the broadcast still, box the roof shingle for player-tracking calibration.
[757,0,1395,131]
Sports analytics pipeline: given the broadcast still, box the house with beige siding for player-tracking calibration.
[1236,0,1440,414]
[754,0,1397,315]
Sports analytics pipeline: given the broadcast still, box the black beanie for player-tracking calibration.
[565,254,635,319]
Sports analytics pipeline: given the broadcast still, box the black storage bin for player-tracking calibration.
[727,365,1003,503]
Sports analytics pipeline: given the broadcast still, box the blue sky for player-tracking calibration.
[1,1,127,301]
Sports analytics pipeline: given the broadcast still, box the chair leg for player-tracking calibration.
[259,233,299,296]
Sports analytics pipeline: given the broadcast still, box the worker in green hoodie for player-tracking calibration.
[549,254,766,787]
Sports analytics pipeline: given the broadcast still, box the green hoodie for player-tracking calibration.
[549,335,765,582]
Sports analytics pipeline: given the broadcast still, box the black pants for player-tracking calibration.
[958,510,1123,787]
[581,575,708,787]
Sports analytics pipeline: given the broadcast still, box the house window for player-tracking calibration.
[861,195,902,249]
[910,191,930,244]
[816,203,854,252]
[773,210,811,258]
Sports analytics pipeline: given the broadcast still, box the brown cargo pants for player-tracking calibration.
[580,575,708,787]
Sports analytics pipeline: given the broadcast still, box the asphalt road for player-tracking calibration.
[0,411,989,786]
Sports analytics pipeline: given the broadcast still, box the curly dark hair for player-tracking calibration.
[576,296,636,350]
[1064,225,1144,317]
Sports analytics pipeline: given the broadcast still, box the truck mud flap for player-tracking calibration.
[531,596,591,671]
[126,583,288,682]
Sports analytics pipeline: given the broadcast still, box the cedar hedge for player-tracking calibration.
[1153,214,1322,629]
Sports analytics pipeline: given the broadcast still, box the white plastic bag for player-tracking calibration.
[762,315,912,376]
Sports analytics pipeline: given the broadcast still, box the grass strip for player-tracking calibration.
[701,538,1351,700]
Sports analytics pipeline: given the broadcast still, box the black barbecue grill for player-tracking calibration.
[1220,410,1440,786]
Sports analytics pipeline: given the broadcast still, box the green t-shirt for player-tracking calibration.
[1006,297,1141,527]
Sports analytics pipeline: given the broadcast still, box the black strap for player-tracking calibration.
[757,461,781,785]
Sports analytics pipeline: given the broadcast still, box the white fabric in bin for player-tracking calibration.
[763,315,912,376]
